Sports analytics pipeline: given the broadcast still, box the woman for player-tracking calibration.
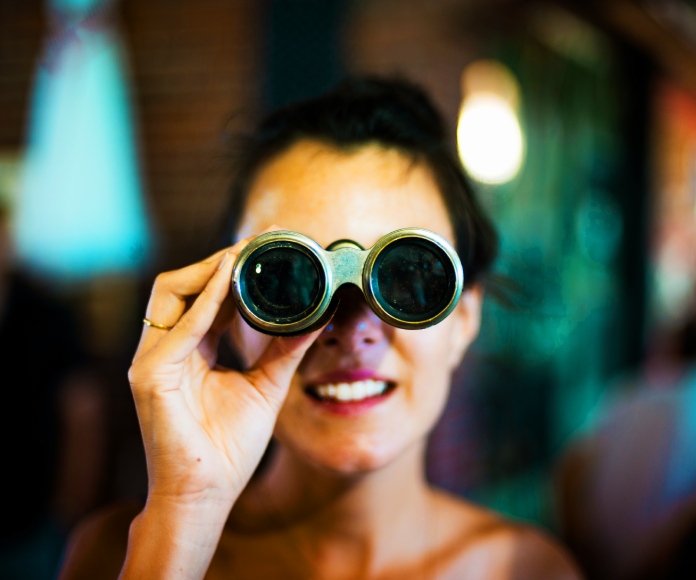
[60,77,579,579]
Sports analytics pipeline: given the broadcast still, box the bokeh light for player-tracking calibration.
[457,60,524,184]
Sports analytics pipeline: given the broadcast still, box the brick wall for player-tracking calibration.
[0,0,45,152]
[121,0,262,269]
[344,0,484,143]
[0,0,262,270]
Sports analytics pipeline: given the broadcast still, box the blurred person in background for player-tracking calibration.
[59,77,580,579]
[557,293,696,579]
[0,201,109,580]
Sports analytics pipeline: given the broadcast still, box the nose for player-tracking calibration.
[317,285,388,353]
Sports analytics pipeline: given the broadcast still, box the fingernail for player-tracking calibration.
[217,252,230,271]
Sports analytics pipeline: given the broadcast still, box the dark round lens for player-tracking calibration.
[241,244,323,322]
[373,240,454,322]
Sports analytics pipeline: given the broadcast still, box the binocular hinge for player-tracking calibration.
[326,245,369,288]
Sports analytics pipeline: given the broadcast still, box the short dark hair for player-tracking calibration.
[220,76,498,287]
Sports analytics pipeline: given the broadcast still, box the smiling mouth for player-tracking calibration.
[305,379,396,403]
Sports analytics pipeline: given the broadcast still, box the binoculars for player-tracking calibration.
[232,228,464,336]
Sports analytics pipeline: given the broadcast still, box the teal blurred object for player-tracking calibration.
[460,27,649,526]
[0,520,64,580]
[15,0,151,280]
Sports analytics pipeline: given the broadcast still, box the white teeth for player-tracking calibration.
[313,379,388,402]
[336,383,351,401]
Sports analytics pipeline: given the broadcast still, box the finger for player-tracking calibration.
[134,236,256,360]
[134,251,231,359]
[138,224,284,354]
[148,250,238,365]
[145,246,238,319]
[196,290,240,368]
[244,326,326,409]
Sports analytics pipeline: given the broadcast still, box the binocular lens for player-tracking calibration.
[372,240,454,322]
[241,244,324,322]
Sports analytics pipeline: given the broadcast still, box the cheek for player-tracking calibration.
[397,323,459,419]
[400,321,460,380]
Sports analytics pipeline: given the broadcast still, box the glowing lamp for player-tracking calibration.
[457,61,524,184]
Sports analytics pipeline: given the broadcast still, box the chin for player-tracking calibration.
[318,446,398,476]
[277,428,409,476]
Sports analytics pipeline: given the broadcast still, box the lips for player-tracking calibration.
[304,370,396,405]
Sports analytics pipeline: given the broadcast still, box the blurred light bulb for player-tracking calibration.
[457,61,524,184]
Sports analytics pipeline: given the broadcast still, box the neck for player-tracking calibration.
[229,440,435,575]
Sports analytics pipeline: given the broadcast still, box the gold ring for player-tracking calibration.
[143,317,174,331]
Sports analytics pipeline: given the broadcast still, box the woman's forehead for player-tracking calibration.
[235,141,455,248]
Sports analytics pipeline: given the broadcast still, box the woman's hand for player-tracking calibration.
[122,231,322,579]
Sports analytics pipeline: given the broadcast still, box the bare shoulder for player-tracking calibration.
[488,523,583,580]
[430,489,582,580]
[58,499,143,580]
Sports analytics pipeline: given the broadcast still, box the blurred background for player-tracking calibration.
[2,0,696,578]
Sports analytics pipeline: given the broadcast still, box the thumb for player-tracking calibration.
[244,326,324,407]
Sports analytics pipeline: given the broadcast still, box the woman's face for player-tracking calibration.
[233,140,482,475]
